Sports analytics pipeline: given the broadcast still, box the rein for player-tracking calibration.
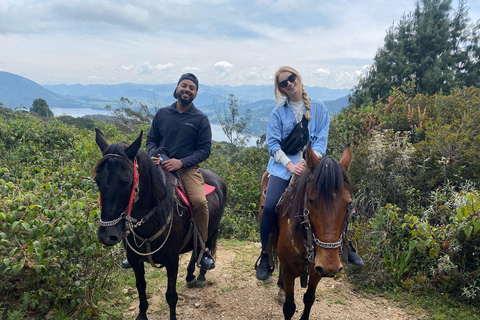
[123,207,174,268]
[97,153,176,268]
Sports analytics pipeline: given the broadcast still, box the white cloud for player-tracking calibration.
[315,68,331,75]
[2,0,479,89]
[213,61,234,78]
[139,61,154,75]
[214,61,233,71]
[85,75,100,83]
[154,63,174,71]
[118,65,134,72]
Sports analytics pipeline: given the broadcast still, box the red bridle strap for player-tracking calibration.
[98,157,139,217]
[126,158,140,216]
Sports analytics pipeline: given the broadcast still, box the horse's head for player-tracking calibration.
[304,142,352,277]
[93,128,143,246]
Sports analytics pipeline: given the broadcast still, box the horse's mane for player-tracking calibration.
[279,156,351,219]
[135,148,175,206]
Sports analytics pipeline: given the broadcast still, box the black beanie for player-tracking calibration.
[173,73,199,99]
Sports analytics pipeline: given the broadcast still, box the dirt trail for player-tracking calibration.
[123,241,424,319]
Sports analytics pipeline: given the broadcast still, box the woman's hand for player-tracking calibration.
[286,161,306,176]
[151,156,161,165]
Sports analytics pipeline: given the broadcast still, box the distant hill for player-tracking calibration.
[0,71,350,136]
[0,71,79,110]
[205,95,350,136]
[43,81,350,136]
[323,95,349,114]
[44,83,350,107]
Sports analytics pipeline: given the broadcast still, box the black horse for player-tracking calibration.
[93,129,226,320]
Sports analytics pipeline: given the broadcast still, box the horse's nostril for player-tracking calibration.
[315,266,339,278]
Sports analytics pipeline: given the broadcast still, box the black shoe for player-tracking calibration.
[200,252,215,270]
[347,247,364,267]
[121,259,132,269]
[255,253,272,281]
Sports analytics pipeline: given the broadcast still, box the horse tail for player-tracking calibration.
[205,170,227,258]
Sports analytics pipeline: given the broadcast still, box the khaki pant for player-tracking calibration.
[178,165,209,242]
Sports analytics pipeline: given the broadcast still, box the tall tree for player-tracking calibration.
[30,98,54,118]
[350,0,480,107]
[105,97,154,133]
[216,93,251,148]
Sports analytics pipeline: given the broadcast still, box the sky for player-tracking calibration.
[1,0,479,90]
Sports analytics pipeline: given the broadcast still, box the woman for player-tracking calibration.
[256,66,362,281]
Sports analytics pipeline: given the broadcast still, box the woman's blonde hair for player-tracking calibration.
[273,66,311,120]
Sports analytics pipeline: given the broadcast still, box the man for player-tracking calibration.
[122,73,215,270]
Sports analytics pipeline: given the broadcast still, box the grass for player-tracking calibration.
[361,285,480,320]
[4,239,478,319]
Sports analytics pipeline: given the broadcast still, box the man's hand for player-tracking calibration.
[161,158,183,172]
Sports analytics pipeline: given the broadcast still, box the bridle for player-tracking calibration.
[98,153,140,227]
[300,191,346,263]
[277,177,347,264]
[97,153,174,267]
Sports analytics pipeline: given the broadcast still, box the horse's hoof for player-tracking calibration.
[186,278,196,288]
[195,279,206,288]
[136,314,148,320]
[277,288,286,305]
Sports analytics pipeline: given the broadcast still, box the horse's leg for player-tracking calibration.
[186,249,207,288]
[186,251,196,288]
[300,272,321,320]
[165,258,180,320]
[282,267,296,320]
[196,268,207,288]
[132,261,149,320]
[277,265,286,305]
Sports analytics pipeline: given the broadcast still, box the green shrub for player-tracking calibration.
[0,115,123,317]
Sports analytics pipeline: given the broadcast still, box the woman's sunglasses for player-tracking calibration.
[278,73,297,88]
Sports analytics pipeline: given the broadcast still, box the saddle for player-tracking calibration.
[175,179,216,217]
[156,147,216,216]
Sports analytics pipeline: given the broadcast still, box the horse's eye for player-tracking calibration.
[308,198,315,205]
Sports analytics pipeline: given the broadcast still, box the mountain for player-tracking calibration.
[43,83,350,107]
[0,72,350,136]
[0,71,79,109]
[205,95,350,136]
[323,95,349,114]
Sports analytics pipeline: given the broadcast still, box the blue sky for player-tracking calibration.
[1,0,479,89]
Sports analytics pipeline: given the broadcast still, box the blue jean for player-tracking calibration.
[259,174,290,252]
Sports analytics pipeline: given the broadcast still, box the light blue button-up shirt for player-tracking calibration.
[266,100,330,180]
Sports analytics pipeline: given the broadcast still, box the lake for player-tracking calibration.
[51,107,259,147]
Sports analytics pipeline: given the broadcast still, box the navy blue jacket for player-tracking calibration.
[146,102,212,168]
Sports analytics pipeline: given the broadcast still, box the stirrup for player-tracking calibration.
[255,252,273,281]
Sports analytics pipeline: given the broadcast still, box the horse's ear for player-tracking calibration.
[95,128,109,154]
[339,143,353,171]
[125,131,143,161]
[304,141,321,172]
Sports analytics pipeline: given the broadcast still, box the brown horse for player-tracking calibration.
[260,142,352,319]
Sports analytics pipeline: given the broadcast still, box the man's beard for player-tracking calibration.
[178,93,194,104]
